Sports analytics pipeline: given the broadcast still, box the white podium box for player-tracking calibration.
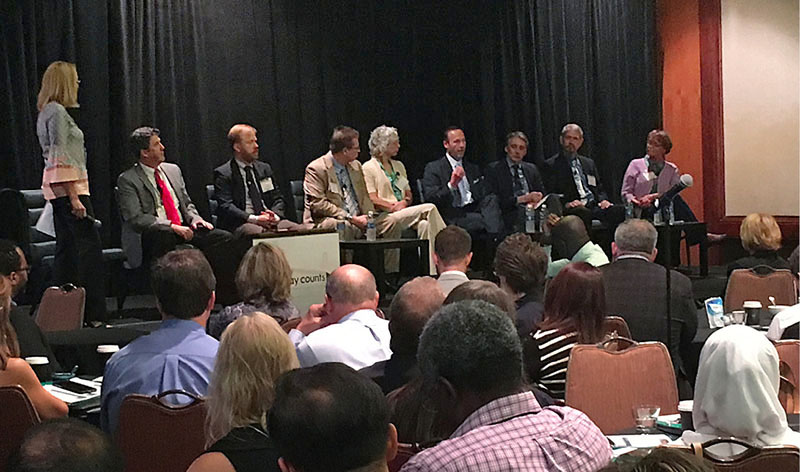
[252,229,340,314]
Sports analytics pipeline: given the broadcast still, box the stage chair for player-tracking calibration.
[565,338,678,434]
[0,385,41,472]
[205,184,218,227]
[670,439,800,472]
[116,390,207,472]
[290,180,305,223]
[724,267,798,313]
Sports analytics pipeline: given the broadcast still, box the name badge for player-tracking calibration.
[260,177,274,191]
[395,175,409,191]
[587,175,597,186]
[646,171,656,181]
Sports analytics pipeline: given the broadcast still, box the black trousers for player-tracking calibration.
[51,196,107,323]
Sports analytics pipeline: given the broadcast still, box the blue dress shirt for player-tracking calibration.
[100,319,219,434]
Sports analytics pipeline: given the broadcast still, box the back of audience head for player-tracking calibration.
[433,225,472,273]
[9,418,123,472]
[613,219,658,261]
[151,249,216,320]
[494,233,547,297]
[599,447,714,472]
[388,277,444,357]
[740,213,781,254]
[418,300,523,433]
[0,276,20,367]
[235,243,292,305]
[551,215,590,260]
[205,313,299,447]
[324,264,379,321]
[539,262,605,343]
[443,280,517,321]
[268,363,397,472]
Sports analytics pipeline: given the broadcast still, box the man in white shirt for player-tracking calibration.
[288,264,391,369]
[434,225,472,296]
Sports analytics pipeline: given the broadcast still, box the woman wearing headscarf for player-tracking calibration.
[680,325,800,454]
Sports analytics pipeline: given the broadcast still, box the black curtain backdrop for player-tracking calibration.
[1,0,660,246]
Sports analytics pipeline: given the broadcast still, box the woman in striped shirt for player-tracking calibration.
[524,262,606,399]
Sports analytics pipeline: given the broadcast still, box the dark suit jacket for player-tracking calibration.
[213,159,287,232]
[542,152,609,206]
[600,257,698,378]
[117,162,202,268]
[422,156,486,222]
[485,158,546,230]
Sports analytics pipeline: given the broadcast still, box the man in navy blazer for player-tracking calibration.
[421,127,502,238]
[485,131,546,233]
[213,124,308,235]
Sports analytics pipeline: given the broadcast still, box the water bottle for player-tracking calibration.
[540,204,550,236]
[525,205,536,233]
[667,201,675,224]
[625,201,634,220]
[336,219,346,240]
[366,211,377,241]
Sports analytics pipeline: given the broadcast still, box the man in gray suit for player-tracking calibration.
[434,225,472,296]
[117,127,233,272]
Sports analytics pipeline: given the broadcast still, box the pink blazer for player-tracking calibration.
[621,157,680,203]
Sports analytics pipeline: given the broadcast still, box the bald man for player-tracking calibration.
[546,215,609,277]
[213,124,308,236]
[288,264,391,369]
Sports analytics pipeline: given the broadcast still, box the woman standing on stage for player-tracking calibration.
[37,61,106,323]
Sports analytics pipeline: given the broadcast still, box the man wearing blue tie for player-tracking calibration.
[422,127,503,239]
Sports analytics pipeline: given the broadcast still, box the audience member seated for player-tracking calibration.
[363,125,446,275]
[9,418,123,472]
[493,233,548,337]
[540,123,623,231]
[101,249,219,435]
[0,277,67,419]
[725,213,791,290]
[0,240,61,378]
[433,225,472,296]
[422,127,503,239]
[213,124,307,236]
[303,125,414,273]
[443,280,517,319]
[547,215,609,277]
[268,363,399,472]
[525,262,606,400]
[188,313,299,472]
[767,303,800,341]
[401,300,611,471]
[601,219,697,379]
[484,131,546,233]
[679,325,800,455]
[208,243,299,339]
[384,277,444,394]
[288,264,390,369]
[117,127,232,271]
[599,447,714,472]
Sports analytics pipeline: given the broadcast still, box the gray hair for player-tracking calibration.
[614,219,658,254]
[560,123,583,138]
[418,300,523,393]
[325,264,376,305]
[368,125,399,159]
[505,131,529,146]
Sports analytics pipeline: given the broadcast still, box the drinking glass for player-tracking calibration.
[633,405,661,432]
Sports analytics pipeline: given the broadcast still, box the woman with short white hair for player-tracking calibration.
[362,125,446,275]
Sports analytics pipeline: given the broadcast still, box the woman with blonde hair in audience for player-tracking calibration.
[0,277,68,419]
[208,243,298,338]
[524,262,606,399]
[680,325,800,454]
[188,313,299,472]
[727,213,790,277]
[362,125,446,274]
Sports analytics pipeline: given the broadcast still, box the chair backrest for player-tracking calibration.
[565,340,678,434]
[205,184,218,227]
[415,179,426,203]
[21,189,57,266]
[0,188,31,253]
[0,385,41,472]
[725,267,798,313]
[603,315,631,339]
[673,439,800,472]
[775,340,800,414]
[117,390,207,472]
[35,284,85,332]
[388,443,422,472]
[289,180,304,223]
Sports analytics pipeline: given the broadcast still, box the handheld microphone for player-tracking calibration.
[656,174,693,208]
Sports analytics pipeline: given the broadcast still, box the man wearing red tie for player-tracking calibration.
[117,127,233,273]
